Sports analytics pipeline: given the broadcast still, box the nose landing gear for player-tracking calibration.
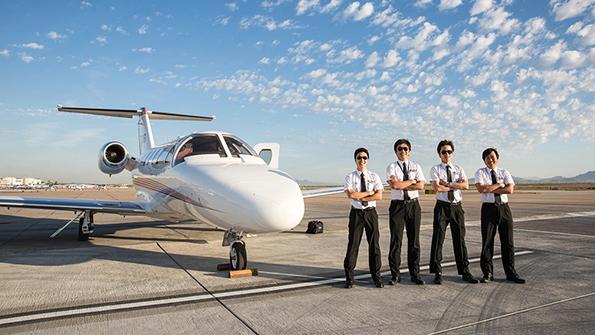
[223,229,248,270]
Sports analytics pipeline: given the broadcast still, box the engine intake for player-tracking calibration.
[98,141,135,175]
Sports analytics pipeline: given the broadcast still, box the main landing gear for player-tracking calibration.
[223,229,247,270]
[78,210,95,241]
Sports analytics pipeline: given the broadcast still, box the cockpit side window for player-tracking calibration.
[174,134,227,165]
[223,136,256,158]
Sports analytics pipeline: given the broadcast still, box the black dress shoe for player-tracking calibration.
[506,275,526,284]
[344,281,354,288]
[388,275,401,285]
[481,273,494,283]
[374,279,384,288]
[434,273,443,285]
[411,276,425,285]
[462,272,479,284]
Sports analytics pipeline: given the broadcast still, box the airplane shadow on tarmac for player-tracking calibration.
[0,214,345,283]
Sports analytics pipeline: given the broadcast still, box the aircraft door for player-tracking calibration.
[253,143,280,169]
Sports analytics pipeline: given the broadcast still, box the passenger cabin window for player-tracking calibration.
[223,136,257,158]
[174,134,226,165]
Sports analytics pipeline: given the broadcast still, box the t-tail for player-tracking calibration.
[57,105,214,155]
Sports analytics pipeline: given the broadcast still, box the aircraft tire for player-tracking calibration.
[230,241,247,270]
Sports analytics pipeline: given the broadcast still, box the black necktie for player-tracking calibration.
[446,165,454,202]
[491,169,502,204]
[360,172,368,206]
[402,162,410,201]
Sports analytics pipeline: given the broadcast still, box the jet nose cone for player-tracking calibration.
[238,170,304,233]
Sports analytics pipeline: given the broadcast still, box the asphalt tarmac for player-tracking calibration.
[0,188,594,334]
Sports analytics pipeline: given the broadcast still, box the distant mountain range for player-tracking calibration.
[469,170,595,184]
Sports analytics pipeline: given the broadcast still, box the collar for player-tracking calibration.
[440,162,453,169]
[357,169,367,177]
[398,159,408,167]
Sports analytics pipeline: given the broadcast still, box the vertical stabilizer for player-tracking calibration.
[138,108,155,155]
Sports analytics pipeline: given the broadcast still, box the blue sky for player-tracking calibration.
[1,0,594,184]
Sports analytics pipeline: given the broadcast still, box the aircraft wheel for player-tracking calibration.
[78,217,90,241]
[229,242,247,270]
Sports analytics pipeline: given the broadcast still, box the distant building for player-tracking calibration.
[0,176,44,188]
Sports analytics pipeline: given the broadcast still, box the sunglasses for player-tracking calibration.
[397,147,409,152]
[356,156,368,161]
[441,150,453,155]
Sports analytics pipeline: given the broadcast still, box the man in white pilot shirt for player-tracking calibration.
[475,148,525,284]
[386,139,426,285]
[343,147,384,289]
[428,140,479,285]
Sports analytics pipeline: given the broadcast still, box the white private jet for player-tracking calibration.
[0,106,341,270]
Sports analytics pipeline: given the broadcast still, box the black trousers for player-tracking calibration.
[429,201,470,275]
[480,203,517,278]
[344,207,382,282]
[388,199,421,278]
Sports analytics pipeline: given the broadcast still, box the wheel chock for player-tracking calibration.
[228,268,258,278]
[217,263,231,271]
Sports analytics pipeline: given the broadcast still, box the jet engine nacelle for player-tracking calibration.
[98,141,136,175]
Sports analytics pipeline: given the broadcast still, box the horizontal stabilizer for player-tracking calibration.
[302,187,344,198]
[57,105,215,121]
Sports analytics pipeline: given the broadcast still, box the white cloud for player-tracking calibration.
[476,6,520,35]
[414,0,432,8]
[566,22,595,45]
[490,80,508,100]
[368,35,381,45]
[138,24,149,34]
[95,36,107,46]
[118,65,127,71]
[540,40,566,66]
[80,59,93,68]
[258,57,270,64]
[343,2,374,21]
[296,0,319,15]
[115,26,127,34]
[560,50,586,68]
[240,15,298,31]
[277,57,288,64]
[19,43,44,49]
[101,24,112,32]
[470,0,493,16]
[0,49,9,56]
[135,66,149,74]
[307,68,327,79]
[550,0,594,21]
[328,46,363,64]
[225,2,239,11]
[47,31,66,40]
[365,51,379,68]
[439,0,463,11]
[20,53,34,63]
[440,94,460,108]
[80,1,92,8]
[524,17,546,35]
[382,49,400,67]
[132,47,155,53]
[216,16,231,25]
[461,89,476,98]
[320,0,342,13]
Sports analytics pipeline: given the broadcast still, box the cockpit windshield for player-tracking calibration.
[223,135,257,158]
[174,134,227,165]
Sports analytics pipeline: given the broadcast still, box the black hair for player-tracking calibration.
[482,147,499,160]
[393,139,411,152]
[437,139,454,153]
[354,147,369,160]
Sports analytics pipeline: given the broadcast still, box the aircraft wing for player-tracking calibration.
[0,196,146,215]
[301,187,344,198]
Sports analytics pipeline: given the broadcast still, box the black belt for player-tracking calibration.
[351,206,376,212]
[437,200,461,206]
[482,202,508,207]
[391,198,418,204]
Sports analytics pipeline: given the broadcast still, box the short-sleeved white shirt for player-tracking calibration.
[474,167,515,203]
[430,163,466,203]
[344,170,384,209]
[386,160,425,200]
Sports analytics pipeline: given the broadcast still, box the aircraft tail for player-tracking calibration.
[57,105,215,155]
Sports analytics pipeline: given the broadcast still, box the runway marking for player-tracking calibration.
[0,251,533,327]
[427,291,595,334]
[515,228,595,239]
